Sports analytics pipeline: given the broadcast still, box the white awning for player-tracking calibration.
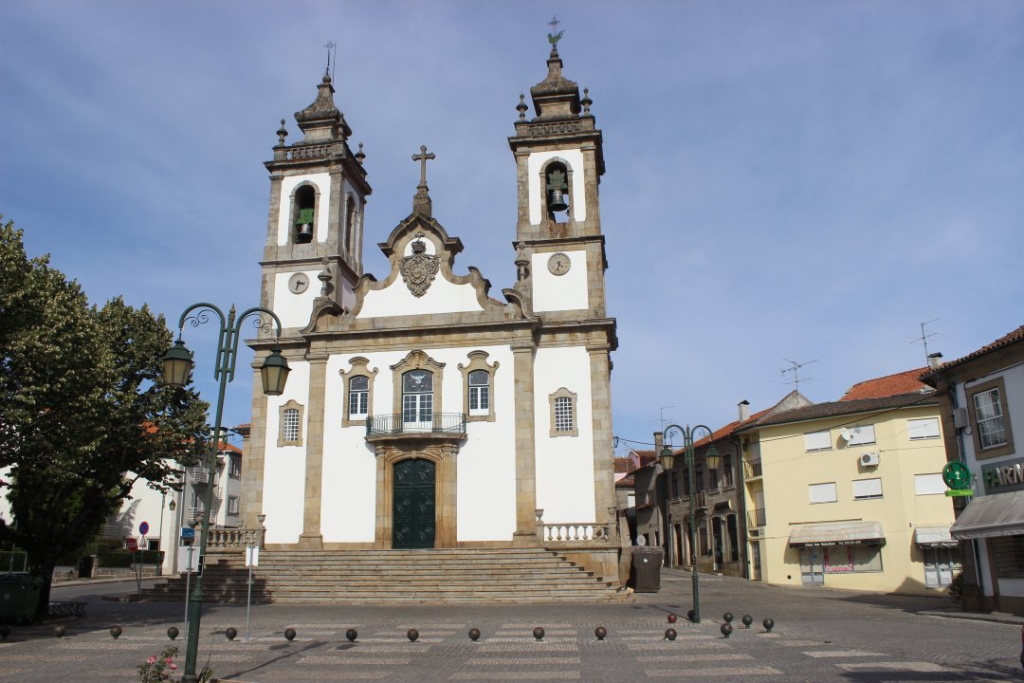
[788,521,885,547]
[950,491,1024,540]
[913,526,957,547]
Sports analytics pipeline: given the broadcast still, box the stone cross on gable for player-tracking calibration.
[412,145,435,189]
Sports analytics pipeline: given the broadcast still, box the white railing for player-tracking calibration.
[187,467,211,484]
[540,522,612,544]
[207,527,263,551]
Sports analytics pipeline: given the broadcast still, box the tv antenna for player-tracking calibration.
[782,358,817,393]
[659,406,675,432]
[911,318,940,363]
[324,40,337,79]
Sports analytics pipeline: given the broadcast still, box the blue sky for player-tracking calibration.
[3,1,1023,452]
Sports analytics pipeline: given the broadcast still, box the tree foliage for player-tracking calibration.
[0,217,209,617]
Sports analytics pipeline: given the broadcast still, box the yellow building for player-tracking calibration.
[738,369,958,594]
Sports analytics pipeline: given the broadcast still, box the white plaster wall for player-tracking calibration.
[533,346,596,523]
[261,360,310,544]
[276,173,331,245]
[531,250,588,313]
[527,149,587,226]
[273,270,320,329]
[956,364,1024,469]
[357,271,484,318]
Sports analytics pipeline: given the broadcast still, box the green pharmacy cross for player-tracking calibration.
[942,461,973,497]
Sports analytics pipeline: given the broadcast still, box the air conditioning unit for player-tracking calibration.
[952,408,969,430]
[859,452,880,467]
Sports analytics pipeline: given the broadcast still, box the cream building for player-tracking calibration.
[239,44,618,562]
[738,370,958,594]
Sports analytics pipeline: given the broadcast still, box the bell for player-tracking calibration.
[549,188,569,213]
[296,222,313,243]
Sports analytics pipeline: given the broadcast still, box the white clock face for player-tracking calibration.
[289,273,309,294]
[548,252,571,276]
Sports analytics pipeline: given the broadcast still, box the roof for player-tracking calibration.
[690,409,771,450]
[615,475,635,489]
[613,458,633,474]
[217,441,242,455]
[922,325,1024,380]
[740,391,937,430]
[841,367,931,401]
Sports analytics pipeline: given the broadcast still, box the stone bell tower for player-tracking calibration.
[508,39,608,321]
[260,72,372,331]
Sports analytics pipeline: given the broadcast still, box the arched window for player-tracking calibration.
[294,185,316,244]
[277,400,304,447]
[349,376,369,418]
[345,195,357,256]
[468,370,489,416]
[544,161,570,219]
[402,370,433,427]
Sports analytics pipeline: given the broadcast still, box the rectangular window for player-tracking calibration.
[914,473,945,495]
[808,482,837,504]
[228,455,242,479]
[468,370,490,416]
[805,430,832,452]
[227,496,240,516]
[670,471,679,498]
[349,376,369,418]
[852,544,883,572]
[908,417,940,440]
[282,408,300,443]
[825,545,883,573]
[554,396,574,432]
[991,536,1024,578]
[847,425,876,446]
[974,388,1007,450]
[852,477,883,500]
[924,547,961,587]
[723,454,734,487]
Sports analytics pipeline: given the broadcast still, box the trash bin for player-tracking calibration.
[631,546,664,593]
[0,574,43,624]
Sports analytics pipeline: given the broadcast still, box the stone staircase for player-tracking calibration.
[141,547,625,605]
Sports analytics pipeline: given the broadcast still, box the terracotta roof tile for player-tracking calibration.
[922,325,1024,378]
[840,367,931,401]
[613,458,633,474]
[742,391,937,429]
[615,475,635,488]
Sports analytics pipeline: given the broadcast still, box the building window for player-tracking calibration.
[682,467,691,496]
[403,370,434,425]
[695,464,705,493]
[808,482,838,504]
[340,357,377,428]
[967,377,1015,459]
[914,473,945,495]
[548,387,578,437]
[824,545,883,573]
[907,417,940,440]
[723,454,734,488]
[923,547,961,587]
[459,351,499,422]
[991,536,1024,578]
[846,425,876,446]
[227,496,240,516]
[804,430,832,452]
[852,477,883,500]
[228,455,241,479]
[277,400,304,447]
[670,471,679,498]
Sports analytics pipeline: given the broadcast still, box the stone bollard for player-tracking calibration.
[468,628,481,642]
[533,627,545,641]
[595,626,607,641]
[664,628,677,641]
[109,626,122,639]
[763,618,774,633]
[284,628,296,642]
[407,628,419,642]
[167,626,179,640]
[346,628,358,642]
[225,627,237,641]
[741,615,753,629]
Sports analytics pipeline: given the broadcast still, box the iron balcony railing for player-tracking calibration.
[187,466,211,485]
[743,459,763,479]
[365,413,467,437]
[747,508,767,528]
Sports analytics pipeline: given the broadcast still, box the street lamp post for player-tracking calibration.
[657,447,675,569]
[661,424,718,624]
[163,303,289,683]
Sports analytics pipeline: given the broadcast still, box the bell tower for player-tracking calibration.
[508,38,607,319]
[261,72,372,331]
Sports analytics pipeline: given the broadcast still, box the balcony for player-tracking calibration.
[365,413,467,443]
[747,508,767,529]
[743,459,763,480]
[187,466,211,485]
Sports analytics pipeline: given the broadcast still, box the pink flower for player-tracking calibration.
[165,657,175,664]
[147,656,158,664]
[168,664,177,670]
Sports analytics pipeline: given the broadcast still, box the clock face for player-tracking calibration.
[547,252,571,276]
[289,272,309,294]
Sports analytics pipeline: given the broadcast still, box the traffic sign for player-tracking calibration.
[181,527,195,539]
[139,521,150,536]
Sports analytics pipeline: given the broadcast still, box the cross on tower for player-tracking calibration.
[412,145,435,189]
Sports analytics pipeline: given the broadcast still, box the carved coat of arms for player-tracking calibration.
[399,239,440,297]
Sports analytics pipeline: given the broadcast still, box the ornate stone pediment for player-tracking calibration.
[399,237,440,297]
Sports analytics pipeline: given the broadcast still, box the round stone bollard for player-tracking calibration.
[664,628,677,641]
[167,626,179,640]
[595,626,607,641]
[721,623,733,638]
[407,628,419,642]
[225,627,238,641]
[54,625,66,638]
[741,615,753,629]
[533,627,545,641]
[109,626,122,639]
[284,628,296,642]
[346,628,358,642]
[667,613,677,624]
[723,612,733,624]
[0,624,12,640]
[468,628,481,642]
[763,618,775,633]
[687,609,696,623]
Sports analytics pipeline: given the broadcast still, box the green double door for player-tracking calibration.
[392,459,436,549]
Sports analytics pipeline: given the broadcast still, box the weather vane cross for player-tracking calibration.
[324,40,337,77]
[412,145,435,188]
[547,16,565,45]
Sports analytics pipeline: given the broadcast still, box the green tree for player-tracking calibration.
[0,217,208,617]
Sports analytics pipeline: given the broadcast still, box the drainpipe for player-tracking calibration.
[734,433,749,580]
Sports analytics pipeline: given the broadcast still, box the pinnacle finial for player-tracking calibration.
[517,94,528,120]
[581,87,592,115]
[277,119,288,146]
[411,145,436,216]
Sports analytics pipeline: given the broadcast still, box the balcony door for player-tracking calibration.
[392,459,436,549]
[402,370,433,431]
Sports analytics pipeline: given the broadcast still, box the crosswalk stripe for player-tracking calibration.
[646,666,783,677]
[836,662,950,673]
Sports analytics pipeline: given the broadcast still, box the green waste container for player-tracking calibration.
[631,547,663,592]
[0,574,42,624]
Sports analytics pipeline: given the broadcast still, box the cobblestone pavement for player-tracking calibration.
[2,570,1022,682]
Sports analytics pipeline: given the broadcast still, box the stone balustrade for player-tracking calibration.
[207,527,263,552]
[539,522,612,545]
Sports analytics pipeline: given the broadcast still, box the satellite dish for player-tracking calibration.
[840,428,853,441]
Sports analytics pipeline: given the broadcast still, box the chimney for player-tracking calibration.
[738,400,750,422]
[927,352,943,370]
[654,431,664,458]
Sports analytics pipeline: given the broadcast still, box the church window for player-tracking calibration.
[294,185,316,244]
[549,388,578,437]
[403,370,433,426]
[345,195,357,256]
[341,357,377,428]
[389,351,446,431]
[544,161,570,219]
[459,350,498,423]
[277,400,305,447]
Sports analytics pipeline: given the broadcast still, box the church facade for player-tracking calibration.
[240,44,618,557]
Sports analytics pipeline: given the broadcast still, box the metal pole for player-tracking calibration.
[245,539,254,642]
[183,544,193,638]
[687,427,700,623]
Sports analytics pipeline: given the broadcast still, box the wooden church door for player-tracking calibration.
[392,459,436,549]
